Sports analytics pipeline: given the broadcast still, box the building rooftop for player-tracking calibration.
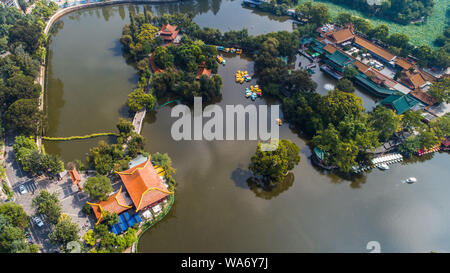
[381,94,419,114]
[159,24,179,42]
[118,159,172,212]
[395,58,414,70]
[89,186,133,223]
[323,44,337,54]
[409,90,437,106]
[196,67,212,79]
[354,36,396,62]
[327,27,354,44]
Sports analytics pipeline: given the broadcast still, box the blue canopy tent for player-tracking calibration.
[133,213,142,224]
[118,214,129,232]
[124,212,137,227]
[110,224,120,235]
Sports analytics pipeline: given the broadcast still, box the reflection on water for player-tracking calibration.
[44,0,450,252]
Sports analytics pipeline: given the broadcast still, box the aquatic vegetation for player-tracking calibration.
[297,0,448,47]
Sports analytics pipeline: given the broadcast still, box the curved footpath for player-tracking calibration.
[37,0,181,252]
[37,0,180,148]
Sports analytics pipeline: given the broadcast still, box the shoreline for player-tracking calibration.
[38,0,182,253]
[37,0,182,149]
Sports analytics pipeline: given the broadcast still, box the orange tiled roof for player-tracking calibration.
[323,44,337,54]
[401,70,426,90]
[353,60,370,73]
[69,168,80,183]
[328,28,354,44]
[410,90,437,106]
[354,36,395,62]
[196,67,211,79]
[89,186,132,222]
[118,159,172,212]
[395,58,414,70]
[159,24,179,41]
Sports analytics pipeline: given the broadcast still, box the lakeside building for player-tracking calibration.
[158,24,180,44]
[88,158,173,233]
[380,93,420,114]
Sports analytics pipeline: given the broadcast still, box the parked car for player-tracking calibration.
[32,216,44,227]
[19,185,28,195]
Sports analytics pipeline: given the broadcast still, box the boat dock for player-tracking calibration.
[352,153,403,173]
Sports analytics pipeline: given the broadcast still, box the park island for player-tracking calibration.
[0,0,448,254]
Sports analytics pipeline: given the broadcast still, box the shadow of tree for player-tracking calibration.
[246,172,295,200]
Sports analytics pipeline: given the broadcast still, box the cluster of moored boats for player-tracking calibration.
[245,85,262,101]
[215,46,243,54]
[352,153,403,173]
[216,55,226,65]
[235,70,252,83]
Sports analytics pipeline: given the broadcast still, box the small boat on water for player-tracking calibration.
[405,177,417,184]
[377,163,389,170]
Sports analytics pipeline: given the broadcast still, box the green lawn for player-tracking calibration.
[297,0,449,48]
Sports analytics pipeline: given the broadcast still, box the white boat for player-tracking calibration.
[405,177,417,184]
[377,163,389,170]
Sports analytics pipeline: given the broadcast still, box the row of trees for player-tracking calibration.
[13,136,64,178]
[0,1,58,136]
[0,202,39,253]
[32,190,80,252]
[325,0,434,24]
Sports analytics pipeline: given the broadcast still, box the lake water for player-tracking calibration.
[44,0,450,252]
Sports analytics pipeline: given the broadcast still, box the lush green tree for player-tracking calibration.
[32,190,61,225]
[4,98,43,135]
[153,46,174,69]
[0,225,26,253]
[151,152,176,176]
[418,129,440,149]
[49,215,80,252]
[368,24,390,41]
[428,78,450,104]
[318,90,364,128]
[343,66,358,79]
[401,110,423,132]
[336,78,355,93]
[429,114,450,139]
[296,2,329,26]
[8,19,42,53]
[388,33,410,49]
[116,118,134,138]
[101,211,118,227]
[0,203,29,230]
[368,105,401,142]
[126,88,156,112]
[399,135,421,156]
[249,139,300,183]
[87,141,129,175]
[83,229,96,247]
[126,133,146,158]
[84,175,113,201]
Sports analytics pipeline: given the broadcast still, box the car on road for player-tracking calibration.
[19,185,28,195]
[32,216,44,228]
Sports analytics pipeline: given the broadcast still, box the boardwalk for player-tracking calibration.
[132,108,147,134]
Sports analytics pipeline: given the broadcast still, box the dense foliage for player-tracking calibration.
[0,203,39,253]
[83,175,113,201]
[249,139,301,183]
[13,136,64,177]
[0,1,57,137]
[32,190,62,225]
[325,0,434,24]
